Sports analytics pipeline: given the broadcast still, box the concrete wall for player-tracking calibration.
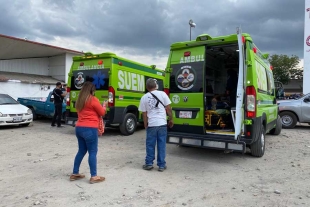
[0,54,72,82]
[65,53,76,83]
[0,58,49,75]
[0,52,79,99]
[48,55,66,82]
[0,82,53,100]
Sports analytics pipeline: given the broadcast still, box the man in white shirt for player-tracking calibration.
[138,78,173,172]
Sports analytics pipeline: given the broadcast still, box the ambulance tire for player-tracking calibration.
[120,113,137,136]
[250,125,265,157]
[269,115,282,135]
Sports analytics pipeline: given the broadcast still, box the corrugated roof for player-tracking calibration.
[0,33,84,60]
[0,71,64,85]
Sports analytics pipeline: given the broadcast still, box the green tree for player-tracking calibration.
[269,54,300,84]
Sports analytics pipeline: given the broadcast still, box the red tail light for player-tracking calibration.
[242,36,245,43]
[246,86,256,118]
[108,86,115,107]
[164,88,170,96]
[66,87,71,106]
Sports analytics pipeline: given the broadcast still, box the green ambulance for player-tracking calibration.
[164,28,282,157]
[65,52,165,136]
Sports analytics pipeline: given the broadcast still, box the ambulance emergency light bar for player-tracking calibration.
[186,39,224,47]
[196,34,213,41]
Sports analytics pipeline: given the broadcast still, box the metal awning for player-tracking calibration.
[0,34,84,60]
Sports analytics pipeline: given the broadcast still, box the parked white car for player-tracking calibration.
[0,94,33,127]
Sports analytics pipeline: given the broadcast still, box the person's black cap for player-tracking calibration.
[56,82,62,86]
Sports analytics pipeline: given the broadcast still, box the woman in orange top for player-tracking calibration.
[69,82,107,184]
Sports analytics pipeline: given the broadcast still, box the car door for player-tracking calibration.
[301,95,310,122]
[45,92,56,117]
[234,27,246,139]
[168,46,205,134]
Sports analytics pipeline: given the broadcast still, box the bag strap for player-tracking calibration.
[150,92,165,108]
[53,88,61,98]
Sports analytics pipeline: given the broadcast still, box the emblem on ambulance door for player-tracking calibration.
[175,65,196,90]
[75,72,85,89]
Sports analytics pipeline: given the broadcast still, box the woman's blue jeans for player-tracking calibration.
[73,127,98,177]
[145,125,167,168]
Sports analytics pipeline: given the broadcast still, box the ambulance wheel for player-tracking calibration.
[120,113,137,136]
[251,125,265,157]
[269,115,282,135]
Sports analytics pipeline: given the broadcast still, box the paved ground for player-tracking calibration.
[0,119,310,207]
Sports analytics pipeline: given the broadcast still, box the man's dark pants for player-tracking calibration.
[52,103,63,126]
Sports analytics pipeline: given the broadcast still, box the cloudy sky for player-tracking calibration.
[0,0,306,69]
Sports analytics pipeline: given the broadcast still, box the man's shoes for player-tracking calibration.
[158,166,167,172]
[51,124,56,127]
[142,165,153,170]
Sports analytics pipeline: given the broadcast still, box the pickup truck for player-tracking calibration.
[278,93,310,128]
[17,92,66,120]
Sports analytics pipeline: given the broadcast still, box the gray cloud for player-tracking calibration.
[0,0,306,59]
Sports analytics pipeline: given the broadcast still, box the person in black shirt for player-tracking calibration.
[51,82,67,127]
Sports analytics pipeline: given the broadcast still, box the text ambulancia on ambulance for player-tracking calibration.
[164,30,281,157]
[65,52,165,136]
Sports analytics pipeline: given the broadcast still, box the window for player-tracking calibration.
[144,76,164,92]
[255,61,268,93]
[71,69,110,90]
[169,62,204,93]
[266,70,275,96]
[0,94,18,105]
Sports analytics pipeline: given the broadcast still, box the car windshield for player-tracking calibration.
[0,94,19,105]
[304,93,310,98]
[295,93,309,100]
[288,93,310,100]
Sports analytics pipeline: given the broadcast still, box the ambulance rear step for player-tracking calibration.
[167,133,246,153]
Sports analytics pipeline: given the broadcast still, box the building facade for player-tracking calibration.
[0,34,83,99]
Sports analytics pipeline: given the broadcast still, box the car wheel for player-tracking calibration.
[119,113,137,136]
[251,125,265,157]
[280,111,297,129]
[30,107,37,120]
[269,115,282,135]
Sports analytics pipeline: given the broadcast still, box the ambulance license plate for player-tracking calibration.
[179,111,192,119]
